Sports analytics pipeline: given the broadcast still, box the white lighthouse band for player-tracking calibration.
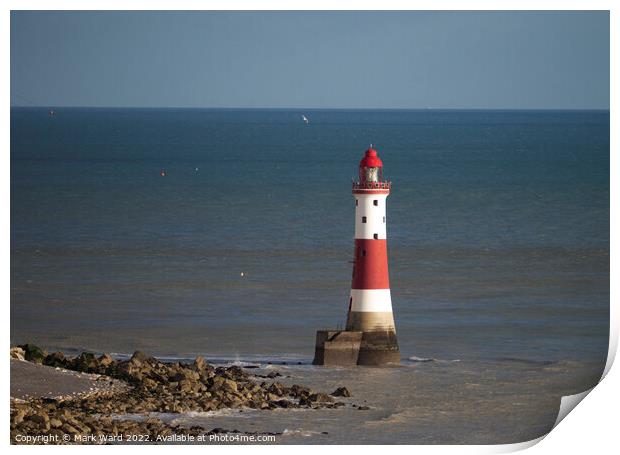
[349,289,393,313]
[354,193,388,240]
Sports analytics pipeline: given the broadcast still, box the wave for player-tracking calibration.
[495,357,556,366]
[407,356,435,362]
[282,428,328,437]
[405,356,461,363]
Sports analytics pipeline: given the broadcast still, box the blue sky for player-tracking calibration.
[10,11,609,109]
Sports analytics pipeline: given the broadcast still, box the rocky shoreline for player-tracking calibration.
[10,345,353,444]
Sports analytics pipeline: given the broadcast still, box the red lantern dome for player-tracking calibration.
[359,148,383,169]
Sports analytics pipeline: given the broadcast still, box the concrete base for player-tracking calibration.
[313,329,400,366]
[357,330,400,365]
[312,330,362,366]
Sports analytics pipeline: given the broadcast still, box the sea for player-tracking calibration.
[10,108,609,444]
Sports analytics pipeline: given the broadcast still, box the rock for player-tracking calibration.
[178,380,194,393]
[289,384,311,398]
[27,412,50,428]
[10,347,25,361]
[116,361,146,382]
[267,382,285,396]
[50,418,63,428]
[170,369,200,382]
[73,352,99,372]
[227,365,247,379]
[44,351,67,368]
[308,392,334,403]
[18,344,46,363]
[12,409,26,425]
[331,387,351,397]
[273,399,294,408]
[211,376,238,393]
[266,371,281,378]
[357,405,370,410]
[193,356,209,371]
[98,353,115,367]
[62,423,80,435]
[141,378,158,391]
[130,350,151,364]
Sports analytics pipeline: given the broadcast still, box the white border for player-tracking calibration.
[3,2,616,454]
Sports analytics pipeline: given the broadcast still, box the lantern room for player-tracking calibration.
[359,147,384,183]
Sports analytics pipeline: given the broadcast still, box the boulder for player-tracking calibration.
[116,361,143,382]
[178,380,194,393]
[211,376,238,393]
[170,369,200,382]
[27,412,50,430]
[50,418,63,428]
[267,382,285,396]
[73,352,99,372]
[273,399,294,408]
[98,353,115,368]
[289,384,311,398]
[130,351,152,364]
[141,378,158,391]
[193,356,209,371]
[62,423,80,435]
[227,365,247,379]
[10,347,25,361]
[12,410,26,425]
[330,386,351,397]
[43,351,67,368]
[18,344,46,363]
[308,392,334,403]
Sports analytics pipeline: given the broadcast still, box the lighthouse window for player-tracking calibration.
[364,167,379,182]
[355,199,358,206]
[362,216,367,223]
[362,250,367,257]
[373,200,378,206]
[373,233,379,239]
[383,216,386,223]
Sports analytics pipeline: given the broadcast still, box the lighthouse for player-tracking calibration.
[313,147,400,366]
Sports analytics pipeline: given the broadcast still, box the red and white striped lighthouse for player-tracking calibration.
[313,146,399,366]
[347,147,400,364]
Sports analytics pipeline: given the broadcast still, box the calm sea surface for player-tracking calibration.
[11,108,609,443]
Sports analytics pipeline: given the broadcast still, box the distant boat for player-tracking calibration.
[48,109,55,116]
[301,114,309,124]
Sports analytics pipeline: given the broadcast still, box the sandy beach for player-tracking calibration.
[10,358,128,401]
